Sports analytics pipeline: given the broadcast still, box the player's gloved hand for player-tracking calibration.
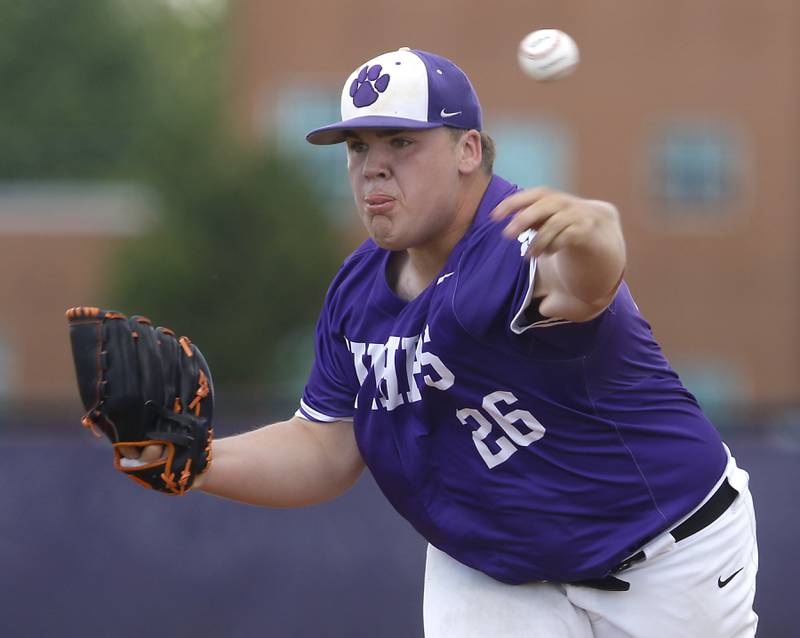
[66,307,214,495]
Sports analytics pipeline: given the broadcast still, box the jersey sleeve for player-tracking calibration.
[453,228,568,335]
[453,226,608,357]
[507,231,573,334]
[296,289,359,423]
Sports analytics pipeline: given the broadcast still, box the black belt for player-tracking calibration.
[670,477,738,542]
[573,478,739,592]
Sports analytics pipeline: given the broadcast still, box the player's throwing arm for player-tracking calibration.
[490,187,626,322]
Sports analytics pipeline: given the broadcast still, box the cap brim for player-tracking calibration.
[306,115,443,145]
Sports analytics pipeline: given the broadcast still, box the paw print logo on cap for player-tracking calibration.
[350,64,390,108]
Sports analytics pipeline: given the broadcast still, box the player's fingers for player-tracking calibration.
[119,445,140,459]
[118,444,165,461]
[139,444,166,463]
[544,223,585,256]
[501,196,566,239]
[526,209,576,258]
[526,224,574,262]
[489,186,558,222]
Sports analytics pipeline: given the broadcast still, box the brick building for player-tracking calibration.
[0,184,152,415]
[229,0,800,417]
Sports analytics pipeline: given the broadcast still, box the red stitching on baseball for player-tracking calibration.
[518,31,562,60]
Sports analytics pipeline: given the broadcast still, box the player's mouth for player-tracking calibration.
[364,193,396,215]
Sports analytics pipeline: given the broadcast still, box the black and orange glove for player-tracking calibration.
[66,307,213,495]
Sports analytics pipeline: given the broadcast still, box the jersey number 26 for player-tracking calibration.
[456,391,545,469]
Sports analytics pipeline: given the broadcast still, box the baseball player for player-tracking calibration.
[74,48,758,637]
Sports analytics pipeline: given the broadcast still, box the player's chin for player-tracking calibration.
[365,218,404,250]
[369,229,416,252]
[370,234,403,251]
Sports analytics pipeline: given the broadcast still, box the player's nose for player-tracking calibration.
[362,147,391,180]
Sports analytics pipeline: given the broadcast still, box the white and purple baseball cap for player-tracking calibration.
[306,47,482,145]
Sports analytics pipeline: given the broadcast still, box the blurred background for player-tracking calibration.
[0,0,797,636]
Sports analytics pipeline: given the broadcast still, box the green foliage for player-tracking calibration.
[0,0,228,179]
[0,0,342,392]
[0,0,150,178]
[112,141,339,391]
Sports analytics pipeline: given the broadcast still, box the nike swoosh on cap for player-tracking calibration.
[440,109,462,118]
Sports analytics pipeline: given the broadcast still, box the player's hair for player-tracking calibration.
[447,128,495,174]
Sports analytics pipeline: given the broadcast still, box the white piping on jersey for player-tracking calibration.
[510,231,571,334]
[297,399,353,423]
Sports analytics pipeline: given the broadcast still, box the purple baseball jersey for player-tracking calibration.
[298,175,727,584]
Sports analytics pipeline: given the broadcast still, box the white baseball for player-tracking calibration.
[517,29,580,81]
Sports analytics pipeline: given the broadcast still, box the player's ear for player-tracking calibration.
[456,129,482,175]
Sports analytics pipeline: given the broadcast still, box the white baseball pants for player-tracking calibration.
[423,455,758,637]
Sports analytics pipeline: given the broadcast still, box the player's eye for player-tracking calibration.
[347,140,367,153]
[390,137,413,148]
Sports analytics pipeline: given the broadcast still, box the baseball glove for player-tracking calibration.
[66,306,213,495]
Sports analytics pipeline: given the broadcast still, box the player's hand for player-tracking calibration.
[489,187,621,261]
[118,444,166,466]
[118,444,209,488]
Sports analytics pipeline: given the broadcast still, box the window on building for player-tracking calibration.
[269,86,352,216]
[488,116,573,191]
[650,118,747,216]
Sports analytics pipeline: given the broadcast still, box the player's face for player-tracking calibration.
[345,127,467,251]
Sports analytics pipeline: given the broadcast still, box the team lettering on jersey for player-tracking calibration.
[346,325,454,411]
[345,325,546,469]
